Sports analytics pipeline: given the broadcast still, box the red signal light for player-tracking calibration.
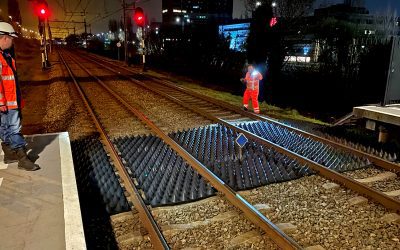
[35,3,49,19]
[134,7,145,27]
[269,17,277,27]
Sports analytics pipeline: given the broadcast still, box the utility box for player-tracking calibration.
[384,36,400,105]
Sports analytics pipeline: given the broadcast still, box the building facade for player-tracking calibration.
[315,2,400,38]
[218,21,250,51]
[162,0,233,26]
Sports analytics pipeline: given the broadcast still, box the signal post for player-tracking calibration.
[35,0,50,69]
[133,7,146,71]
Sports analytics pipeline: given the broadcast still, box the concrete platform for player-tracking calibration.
[353,104,400,127]
[0,132,86,250]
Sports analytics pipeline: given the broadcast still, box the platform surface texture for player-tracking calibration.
[0,132,86,250]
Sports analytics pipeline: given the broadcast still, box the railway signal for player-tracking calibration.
[134,7,145,27]
[39,7,47,16]
[269,17,277,27]
[270,1,278,27]
[134,7,146,71]
[34,0,50,69]
[35,3,49,21]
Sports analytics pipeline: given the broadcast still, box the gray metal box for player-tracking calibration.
[384,36,400,105]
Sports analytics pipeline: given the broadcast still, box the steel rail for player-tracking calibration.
[58,51,170,250]
[64,49,302,249]
[156,76,400,172]
[82,51,400,173]
[153,82,400,173]
[77,52,400,212]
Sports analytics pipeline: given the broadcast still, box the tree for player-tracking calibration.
[65,34,79,47]
[312,18,359,75]
[245,0,316,64]
[246,3,273,65]
[245,0,316,102]
[108,19,118,40]
[87,36,104,51]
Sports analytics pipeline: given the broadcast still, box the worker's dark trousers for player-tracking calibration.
[0,109,26,149]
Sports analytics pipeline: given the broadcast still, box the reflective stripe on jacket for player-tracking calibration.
[0,50,19,109]
[245,71,263,90]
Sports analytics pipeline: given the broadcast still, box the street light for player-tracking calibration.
[176,17,180,23]
[256,1,262,7]
[272,2,277,7]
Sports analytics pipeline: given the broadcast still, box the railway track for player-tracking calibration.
[76,50,400,211]
[83,51,400,168]
[58,50,301,249]
[59,48,400,248]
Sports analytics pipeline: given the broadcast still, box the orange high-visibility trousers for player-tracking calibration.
[243,89,260,114]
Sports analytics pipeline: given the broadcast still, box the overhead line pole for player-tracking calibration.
[122,0,127,64]
[122,1,136,65]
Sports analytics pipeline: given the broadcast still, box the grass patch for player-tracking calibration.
[184,82,325,124]
[145,69,326,125]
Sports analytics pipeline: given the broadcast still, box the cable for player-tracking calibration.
[74,7,123,33]
[54,0,67,12]
[83,0,94,12]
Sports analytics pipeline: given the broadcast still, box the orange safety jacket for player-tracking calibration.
[0,50,20,110]
[245,71,263,91]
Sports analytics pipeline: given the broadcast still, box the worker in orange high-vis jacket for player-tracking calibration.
[240,64,263,114]
[0,22,40,171]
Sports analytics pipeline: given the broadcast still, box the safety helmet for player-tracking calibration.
[0,22,18,38]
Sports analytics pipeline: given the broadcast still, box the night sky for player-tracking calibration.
[1,0,399,35]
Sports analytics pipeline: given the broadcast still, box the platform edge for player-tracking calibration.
[59,132,87,249]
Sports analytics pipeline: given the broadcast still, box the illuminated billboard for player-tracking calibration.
[218,23,250,51]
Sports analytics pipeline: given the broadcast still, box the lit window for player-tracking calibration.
[296,56,310,63]
[162,9,168,13]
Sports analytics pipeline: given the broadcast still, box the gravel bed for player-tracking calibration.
[79,62,212,133]
[366,179,400,193]
[111,212,153,249]
[78,80,152,139]
[79,61,117,76]
[343,167,384,179]
[61,53,399,249]
[111,208,279,249]
[105,80,212,133]
[241,175,400,249]
[62,83,97,141]
[42,56,96,140]
[162,214,278,249]
[151,196,231,225]
[343,168,400,193]
[64,59,116,78]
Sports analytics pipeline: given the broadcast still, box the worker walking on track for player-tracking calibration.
[0,22,40,171]
[240,64,263,114]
